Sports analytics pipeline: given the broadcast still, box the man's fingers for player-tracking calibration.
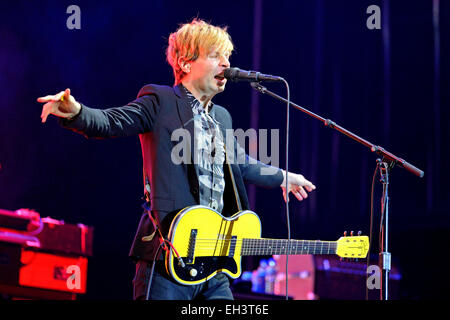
[293,191,304,201]
[298,175,315,189]
[37,88,71,103]
[282,187,288,203]
[298,187,308,199]
[37,91,66,103]
[37,95,56,103]
[292,186,307,200]
[41,102,52,123]
[41,101,62,123]
[306,182,316,191]
[52,91,66,102]
[61,88,71,102]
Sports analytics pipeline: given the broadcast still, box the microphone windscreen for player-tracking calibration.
[223,67,239,81]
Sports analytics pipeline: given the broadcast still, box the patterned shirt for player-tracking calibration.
[182,85,226,213]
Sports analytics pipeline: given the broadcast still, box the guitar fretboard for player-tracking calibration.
[240,238,337,256]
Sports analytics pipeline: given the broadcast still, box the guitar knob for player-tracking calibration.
[343,231,347,237]
[189,268,198,277]
[350,231,354,236]
[357,231,362,236]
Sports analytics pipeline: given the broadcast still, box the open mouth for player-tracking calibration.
[214,74,225,81]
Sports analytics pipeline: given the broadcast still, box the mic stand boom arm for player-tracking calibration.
[250,82,424,178]
[251,82,424,301]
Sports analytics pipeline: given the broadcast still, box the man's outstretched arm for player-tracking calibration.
[37,88,159,138]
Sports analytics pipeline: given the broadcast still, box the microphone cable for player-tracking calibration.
[378,160,390,300]
[248,75,291,299]
[281,78,291,300]
[365,160,381,300]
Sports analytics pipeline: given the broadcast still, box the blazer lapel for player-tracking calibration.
[173,84,199,178]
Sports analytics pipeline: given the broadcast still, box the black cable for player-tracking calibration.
[145,241,166,300]
[378,161,389,300]
[366,165,377,299]
[366,161,380,300]
[281,78,291,300]
[248,79,291,299]
[378,162,389,251]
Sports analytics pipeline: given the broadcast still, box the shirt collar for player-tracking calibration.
[180,84,214,115]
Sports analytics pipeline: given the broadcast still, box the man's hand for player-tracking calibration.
[281,170,316,202]
[37,88,81,123]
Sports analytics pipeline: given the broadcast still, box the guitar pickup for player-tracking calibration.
[186,229,197,264]
[228,236,237,258]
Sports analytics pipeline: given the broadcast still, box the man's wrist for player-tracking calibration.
[67,103,82,121]
[280,169,287,187]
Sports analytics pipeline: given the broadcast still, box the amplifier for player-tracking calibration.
[0,243,88,299]
[0,208,93,299]
[0,208,40,231]
[0,208,93,256]
[37,217,93,257]
[19,249,88,293]
[274,254,401,300]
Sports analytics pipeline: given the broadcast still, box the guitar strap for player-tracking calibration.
[224,141,243,212]
[141,176,168,255]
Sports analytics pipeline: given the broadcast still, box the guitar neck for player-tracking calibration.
[241,238,337,256]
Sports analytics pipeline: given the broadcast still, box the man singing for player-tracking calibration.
[37,19,316,300]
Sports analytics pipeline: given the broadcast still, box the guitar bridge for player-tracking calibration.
[186,229,197,264]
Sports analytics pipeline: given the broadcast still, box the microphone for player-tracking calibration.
[223,67,283,83]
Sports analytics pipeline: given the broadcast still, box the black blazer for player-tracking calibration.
[61,84,283,261]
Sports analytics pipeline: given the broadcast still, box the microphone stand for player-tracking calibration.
[251,82,424,300]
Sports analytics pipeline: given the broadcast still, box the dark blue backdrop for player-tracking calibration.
[0,0,448,299]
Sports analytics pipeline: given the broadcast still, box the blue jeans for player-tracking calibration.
[133,260,234,300]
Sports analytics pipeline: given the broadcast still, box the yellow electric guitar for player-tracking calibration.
[164,205,369,286]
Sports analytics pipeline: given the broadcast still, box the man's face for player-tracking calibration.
[184,48,231,96]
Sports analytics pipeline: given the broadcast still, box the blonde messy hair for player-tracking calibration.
[166,18,234,85]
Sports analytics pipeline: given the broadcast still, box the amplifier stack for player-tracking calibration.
[0,208,93,300]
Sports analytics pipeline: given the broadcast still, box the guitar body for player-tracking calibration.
[165,205,261,286]
[164,205,369,286]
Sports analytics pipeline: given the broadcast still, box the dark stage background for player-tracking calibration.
[0,0,448,299]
